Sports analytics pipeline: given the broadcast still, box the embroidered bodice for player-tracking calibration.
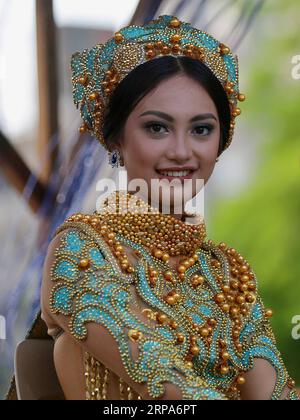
[48,207,298,400]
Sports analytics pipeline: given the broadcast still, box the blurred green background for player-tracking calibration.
[208,0,300,383]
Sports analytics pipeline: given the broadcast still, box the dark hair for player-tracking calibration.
[102,56,231,156]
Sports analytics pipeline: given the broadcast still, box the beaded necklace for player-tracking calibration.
[93,189,206,280]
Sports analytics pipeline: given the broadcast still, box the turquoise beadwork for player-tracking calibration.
[50,217,298,400]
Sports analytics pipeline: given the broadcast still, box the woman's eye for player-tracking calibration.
[192,125,213,136]
[144,122,168,135]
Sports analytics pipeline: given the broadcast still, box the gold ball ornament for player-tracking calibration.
[78,75,88,85]
[114,32,124,43]
[128,329,143,342]
[176,333,185,344]
[78,259,90,269]
[156,313,168,324]
[190,345,200,356]
[236,375,246,386]
[165,295,176,305]
[89,92,99,101]
[79,124,88,134]
[170,34,181,43]
[200,328,209,338]
[169,18,181,28]
[265,309,273,318]
[238,93,246,102]
[164,271,173,281]
[220,365,229,375]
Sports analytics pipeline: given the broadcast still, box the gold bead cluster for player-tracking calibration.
[95,191,206,258]
[148,250,200,284]
[78,67,122,135]
[214,243,258,320]
[66,213,136,275]
[102,229,136,275]
[216,338,246,389]
[137,305,220,365]
[140,308,179,332]
[204,241,274,384]
[99,68,120,99]
[66,192,206,280]
[143,38,205,61]
[57,205,295,399]
[219,43,230,56]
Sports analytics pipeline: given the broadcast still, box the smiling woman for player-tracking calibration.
[6,14,299,401]
[109,71,223,214]
[100,54,232,216]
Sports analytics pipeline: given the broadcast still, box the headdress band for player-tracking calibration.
[71,15,245,152]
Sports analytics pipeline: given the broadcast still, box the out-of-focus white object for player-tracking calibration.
[53,0,139,29]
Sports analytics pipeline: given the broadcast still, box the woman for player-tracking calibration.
[32,15,299,400]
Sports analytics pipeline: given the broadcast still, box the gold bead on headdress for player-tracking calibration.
[71,15,244,152]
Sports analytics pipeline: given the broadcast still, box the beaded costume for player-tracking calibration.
[6,15,298,401]
[49,190,298,400]
[46,14,299,401]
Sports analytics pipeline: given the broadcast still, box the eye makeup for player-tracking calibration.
[142,121,216,138]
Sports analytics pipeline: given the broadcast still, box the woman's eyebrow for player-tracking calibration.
[139,110,173,121]
[190,113,218,122]
[139,110,217,122]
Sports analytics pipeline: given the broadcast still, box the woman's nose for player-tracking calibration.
[165,134,193,162]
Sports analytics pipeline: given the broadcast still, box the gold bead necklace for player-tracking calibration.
[96,190,206,259]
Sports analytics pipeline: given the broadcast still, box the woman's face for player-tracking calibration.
[118,74,221,213]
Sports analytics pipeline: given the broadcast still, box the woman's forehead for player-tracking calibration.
[131,75,218,117]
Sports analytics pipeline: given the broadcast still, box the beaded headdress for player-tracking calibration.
[71,15,245,154]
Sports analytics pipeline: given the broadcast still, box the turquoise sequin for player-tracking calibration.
[63,231,85,253]
[54,261,77,280]
[89,247,106,267]
[53,286,72,313]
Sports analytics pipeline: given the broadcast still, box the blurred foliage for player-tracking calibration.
[210,0,300,382]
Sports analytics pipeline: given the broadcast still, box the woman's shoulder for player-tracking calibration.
[45,211,138,284]
[42,212,132,340]
[53,211,104,240]
[204,238,258,286]
[47,211,111,257]
[42,211,116,299]
[203,238,272,322]
[45,212,119,280]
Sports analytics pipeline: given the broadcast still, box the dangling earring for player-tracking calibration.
[108,149,124,168]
